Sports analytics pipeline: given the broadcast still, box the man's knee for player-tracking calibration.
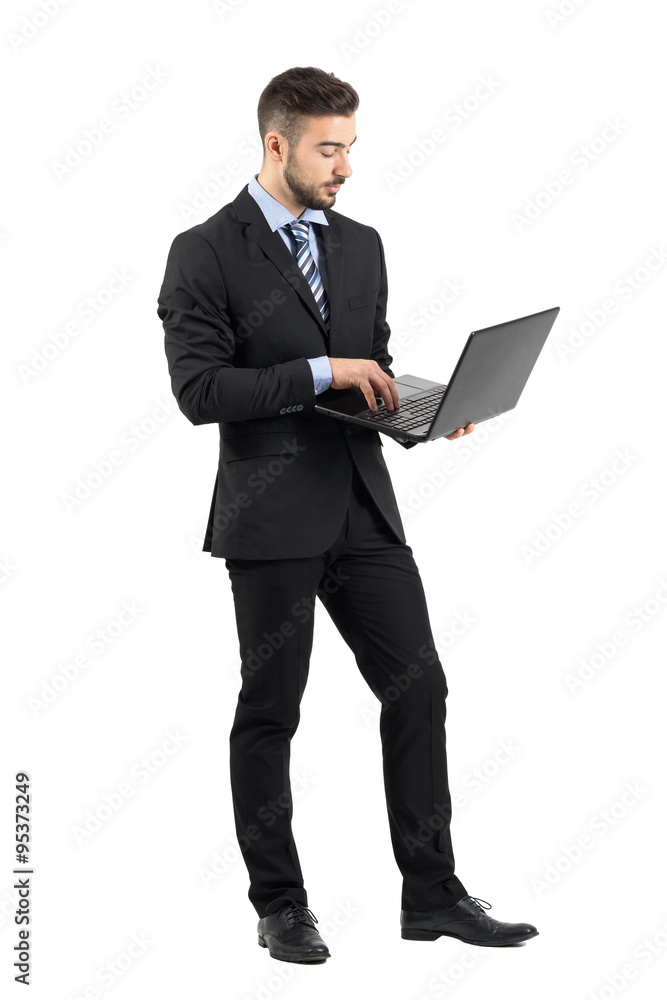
[378,658,447,707]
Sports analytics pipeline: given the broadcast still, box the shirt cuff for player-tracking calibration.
[307,355,332,395]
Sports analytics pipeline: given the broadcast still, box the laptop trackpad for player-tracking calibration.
[381,375,445,403]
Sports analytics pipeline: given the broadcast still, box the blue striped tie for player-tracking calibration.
[284,220,330,330]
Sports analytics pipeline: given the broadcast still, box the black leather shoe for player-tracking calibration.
[401,895,539,947]
[257,896,330,963]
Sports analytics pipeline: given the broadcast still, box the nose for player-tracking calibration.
[337,154,353,179]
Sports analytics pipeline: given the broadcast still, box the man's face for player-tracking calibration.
[283,114,356,210]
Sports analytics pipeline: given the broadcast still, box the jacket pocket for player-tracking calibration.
[348,289,378,310]
[222,415,298,438]
[221,431,300,464]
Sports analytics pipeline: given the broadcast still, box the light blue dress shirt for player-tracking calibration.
[247,173,333,394]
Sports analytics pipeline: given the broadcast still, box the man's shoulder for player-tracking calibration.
[167,185,252,250]
[324,206,381,242]
[172,199,239,247]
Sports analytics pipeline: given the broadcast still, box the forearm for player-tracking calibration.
[169,355,317,425]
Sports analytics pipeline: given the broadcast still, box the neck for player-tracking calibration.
[256,169,305,218]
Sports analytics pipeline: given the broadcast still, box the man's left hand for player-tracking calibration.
[444,422,475,441]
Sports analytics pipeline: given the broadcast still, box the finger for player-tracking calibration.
[369,374,397,410]
[359,379,378,410]
[385,375,400,409]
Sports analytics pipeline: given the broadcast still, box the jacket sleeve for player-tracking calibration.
[157,230,316,425]
[370,229,396,379]
[369,230,419,448]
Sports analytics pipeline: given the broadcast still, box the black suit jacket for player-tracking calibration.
[157,184,407,559]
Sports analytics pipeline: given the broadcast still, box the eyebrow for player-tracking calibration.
[315,136,357,148]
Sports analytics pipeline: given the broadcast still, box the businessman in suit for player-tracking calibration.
[157,66,538,963]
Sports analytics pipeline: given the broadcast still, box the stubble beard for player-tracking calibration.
[283,149,343,211]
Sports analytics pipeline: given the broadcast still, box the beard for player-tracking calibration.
[283,149,344,210]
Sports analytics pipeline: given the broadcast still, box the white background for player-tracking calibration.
[2,0,666,997]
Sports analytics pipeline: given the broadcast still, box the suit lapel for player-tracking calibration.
[231,187,344,354]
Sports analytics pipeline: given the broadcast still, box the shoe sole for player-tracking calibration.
[401,928,539,946]
[258,936,329,963]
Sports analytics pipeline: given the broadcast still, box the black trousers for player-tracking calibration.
[225,464,467,917]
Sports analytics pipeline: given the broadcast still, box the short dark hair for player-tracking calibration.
[257,66,359,153]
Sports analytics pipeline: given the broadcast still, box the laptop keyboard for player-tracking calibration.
[357,386,447,431]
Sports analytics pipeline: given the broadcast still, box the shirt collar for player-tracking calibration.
[248,173,329,232]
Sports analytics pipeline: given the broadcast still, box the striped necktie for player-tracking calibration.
[284,220,330,330]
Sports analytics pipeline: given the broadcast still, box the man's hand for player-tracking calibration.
[327,358,474,438]
[328,358,400,412]
[444,422,475,440]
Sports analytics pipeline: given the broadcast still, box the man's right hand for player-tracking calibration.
[328,358,399,411]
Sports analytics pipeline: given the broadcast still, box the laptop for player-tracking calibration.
[314,306,560,445]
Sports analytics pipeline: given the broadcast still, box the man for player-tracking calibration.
[157,66,538,964]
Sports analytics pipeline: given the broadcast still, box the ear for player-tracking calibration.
[265,132,286,163]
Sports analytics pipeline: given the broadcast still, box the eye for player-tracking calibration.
[321,152,334,158]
